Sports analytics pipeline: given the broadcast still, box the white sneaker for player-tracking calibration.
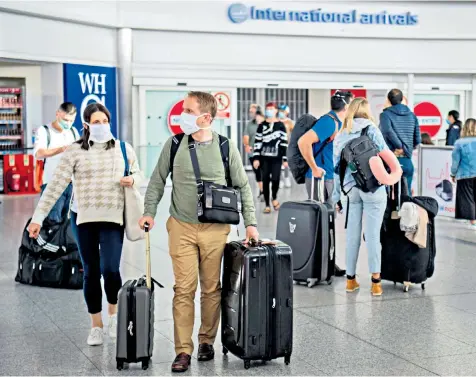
[108,314,118,339]
[87,327,104,346]
[285,177,292,188]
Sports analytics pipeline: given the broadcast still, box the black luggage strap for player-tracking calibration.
[151,277,164,288]
[344,199,350,229]
[219,135,232,187]
[312,113,339,159]
[188,135,205,198]
[169,133,186,180]
[187,134,233,193]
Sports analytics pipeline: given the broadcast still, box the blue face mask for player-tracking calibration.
[446,119,451,126]
[265,109,276,118]
[278,112,286,119]
[58,118,73,130]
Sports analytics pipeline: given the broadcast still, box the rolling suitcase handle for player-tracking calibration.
[308,172,326,204]
[144,223,151,290]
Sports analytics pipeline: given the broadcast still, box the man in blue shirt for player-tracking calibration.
[298,91,353,203]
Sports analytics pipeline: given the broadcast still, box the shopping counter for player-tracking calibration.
[412,145,455,218]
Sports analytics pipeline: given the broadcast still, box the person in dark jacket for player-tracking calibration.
[446,110,462,146]
[380,89,421,191]
[253,102,288,213]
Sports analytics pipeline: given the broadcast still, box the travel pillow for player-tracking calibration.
[369,149,403,186]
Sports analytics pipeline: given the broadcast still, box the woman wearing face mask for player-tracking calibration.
[446,110,462,146]
[28,102,142,347]
[253,102,288,213]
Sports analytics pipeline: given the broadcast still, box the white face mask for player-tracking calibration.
[85,123,114,143]
[180,112,212,135]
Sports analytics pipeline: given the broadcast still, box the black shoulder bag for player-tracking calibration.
[188,134,242,225]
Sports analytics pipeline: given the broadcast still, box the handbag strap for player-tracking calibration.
[187,135,204,196]
[120,141,129,177]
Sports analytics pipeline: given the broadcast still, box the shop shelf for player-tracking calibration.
[0,136,22,140]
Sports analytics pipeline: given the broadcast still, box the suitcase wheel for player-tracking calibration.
[285,355,291,366]
[142,359,149,370]
[326,277,333,286]
[403,285,409,293]
[116,361,124,371]
[244,360,251,369]
[222,347,228,355]
[421,283,425,290]
[306,278,318,288]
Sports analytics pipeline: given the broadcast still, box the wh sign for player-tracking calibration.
[78,72,107,126]
[63,64,117,137]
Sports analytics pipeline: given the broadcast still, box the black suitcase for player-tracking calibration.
[380,181,438,292]
[116,225,163,371]
[221,240,293,369]
[276,178,335,287]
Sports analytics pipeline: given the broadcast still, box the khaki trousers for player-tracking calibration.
[166,216,231,355]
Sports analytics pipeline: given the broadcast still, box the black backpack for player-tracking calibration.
[287,113,338,184]
[339,126,381,195]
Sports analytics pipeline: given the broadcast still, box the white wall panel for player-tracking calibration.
[132,30,476,75]
[40,63,63,123]
[0,1,118,27]
[0,12,117,66]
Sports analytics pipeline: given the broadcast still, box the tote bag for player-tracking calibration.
[120,141,145,241]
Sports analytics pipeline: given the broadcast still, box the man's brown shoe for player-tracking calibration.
[171,353,191,373]
[198,343,215,362]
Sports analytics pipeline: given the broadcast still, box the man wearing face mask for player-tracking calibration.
[34,102,79,223]
[139,91,258,373]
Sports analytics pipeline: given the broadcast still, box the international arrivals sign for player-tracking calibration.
[228,3,418,26]
[63,63,118,137]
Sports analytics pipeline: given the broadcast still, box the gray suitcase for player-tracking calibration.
[116,225,163,371]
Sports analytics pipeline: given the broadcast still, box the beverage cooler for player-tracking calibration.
[0,87,24,152]
[0,87,34,195]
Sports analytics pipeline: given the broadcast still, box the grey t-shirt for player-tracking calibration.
[244,120,258,156]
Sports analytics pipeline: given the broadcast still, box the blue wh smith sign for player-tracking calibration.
[63,63,118,137]
[228,3,418,26]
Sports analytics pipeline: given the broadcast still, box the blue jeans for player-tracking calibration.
[398,157,414,194]
[70,211,79,244]
[346,186,387,276]
[40,183,73,223]
[71,212,125,314]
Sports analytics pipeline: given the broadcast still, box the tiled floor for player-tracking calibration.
[2,177,476,376]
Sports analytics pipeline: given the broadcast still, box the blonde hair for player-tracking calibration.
[341,97,373,133]
[461,118,476,138]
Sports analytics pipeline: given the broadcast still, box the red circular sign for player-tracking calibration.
[414,102,442,138]
[167,100,185,135]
